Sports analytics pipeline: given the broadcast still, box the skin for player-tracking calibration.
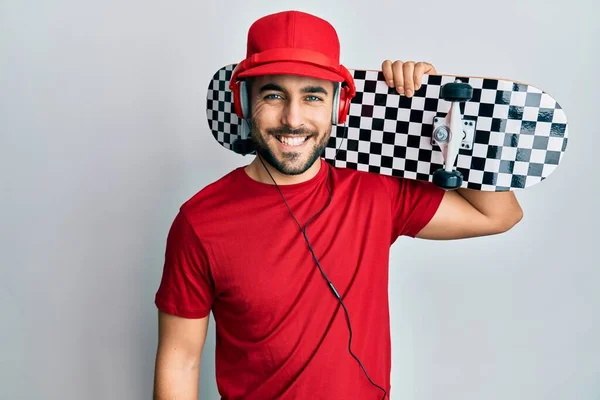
[153,59,524,399]
[244,74,337,185]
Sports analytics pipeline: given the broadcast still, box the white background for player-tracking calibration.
[1,0,598,399]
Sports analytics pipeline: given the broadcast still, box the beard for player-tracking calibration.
[249,118,331,176]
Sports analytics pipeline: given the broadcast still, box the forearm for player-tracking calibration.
[456,188,523,228]
[153,360,200,400]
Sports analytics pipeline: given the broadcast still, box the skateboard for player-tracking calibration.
[206,64,569,191]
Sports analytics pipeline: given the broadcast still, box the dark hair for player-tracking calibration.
[244,77,254,115]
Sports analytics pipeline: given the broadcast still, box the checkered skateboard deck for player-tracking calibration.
[206,64,568,191]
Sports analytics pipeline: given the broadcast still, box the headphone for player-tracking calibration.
[228,47,356,125]
[255,155,388,400]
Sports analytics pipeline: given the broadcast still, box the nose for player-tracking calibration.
[280,97,304,129]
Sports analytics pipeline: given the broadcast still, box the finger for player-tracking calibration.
[425,62,437,75]
[381,60,394,87]
[392,60,404,94]
[413,62,427,91]
[403,61,415,97]
[414,62,437,91]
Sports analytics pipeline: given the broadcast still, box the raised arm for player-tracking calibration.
[153,311,210,400]
[381,59,523,240]
[416,188,523,240]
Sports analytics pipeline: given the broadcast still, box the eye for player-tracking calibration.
[306,95,322,101]
[264,94,282,100]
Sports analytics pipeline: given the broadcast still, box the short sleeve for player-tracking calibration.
[383,176,446,240]
[154,210,215,318]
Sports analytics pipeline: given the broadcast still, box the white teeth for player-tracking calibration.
[278,136,308,146]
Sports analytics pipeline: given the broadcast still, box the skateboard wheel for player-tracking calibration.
[433,169,463,190]
[440,82,473,102]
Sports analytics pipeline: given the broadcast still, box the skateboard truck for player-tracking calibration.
[431,80,474,190]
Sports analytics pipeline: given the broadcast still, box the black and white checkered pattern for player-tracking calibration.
[206,64,568,191]
[206,65,238,148]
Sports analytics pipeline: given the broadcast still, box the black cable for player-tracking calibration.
[257,121,388,400]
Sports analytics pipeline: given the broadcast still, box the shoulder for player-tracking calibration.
[178,167,244,221]
[329,163,438,197]
[329,164,391,189]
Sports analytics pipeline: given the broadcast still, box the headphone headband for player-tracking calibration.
[228,48,356,125]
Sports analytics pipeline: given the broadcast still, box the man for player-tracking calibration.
[153,10,523,400]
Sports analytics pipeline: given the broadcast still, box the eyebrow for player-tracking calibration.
[301,85,329,95]
[258,83,284,93]
[258,83,329,95]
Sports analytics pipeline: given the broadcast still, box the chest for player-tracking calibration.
[205,196,392,331]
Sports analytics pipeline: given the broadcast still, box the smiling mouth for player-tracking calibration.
[275,135,311,147]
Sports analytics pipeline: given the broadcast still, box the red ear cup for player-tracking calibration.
[229,63,249,119]
[230,80,244,119]
[335,65,356,125]
[230,81,250,120]
[336,85,351,125]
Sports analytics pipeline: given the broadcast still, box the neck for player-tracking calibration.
[245,156,322,185]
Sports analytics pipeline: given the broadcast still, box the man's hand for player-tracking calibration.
[381,60,437,97]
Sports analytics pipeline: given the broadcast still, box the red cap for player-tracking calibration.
[233,10,350,83]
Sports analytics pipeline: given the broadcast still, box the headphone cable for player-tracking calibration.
[256,121,388,399]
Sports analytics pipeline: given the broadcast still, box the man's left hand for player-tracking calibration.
[381,60,437,98]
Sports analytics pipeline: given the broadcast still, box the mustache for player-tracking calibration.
[266,126,316,136]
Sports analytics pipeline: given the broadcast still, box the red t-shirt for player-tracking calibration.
[155,158,445,399]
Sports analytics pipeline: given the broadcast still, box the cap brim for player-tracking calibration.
[236,61,345,82]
